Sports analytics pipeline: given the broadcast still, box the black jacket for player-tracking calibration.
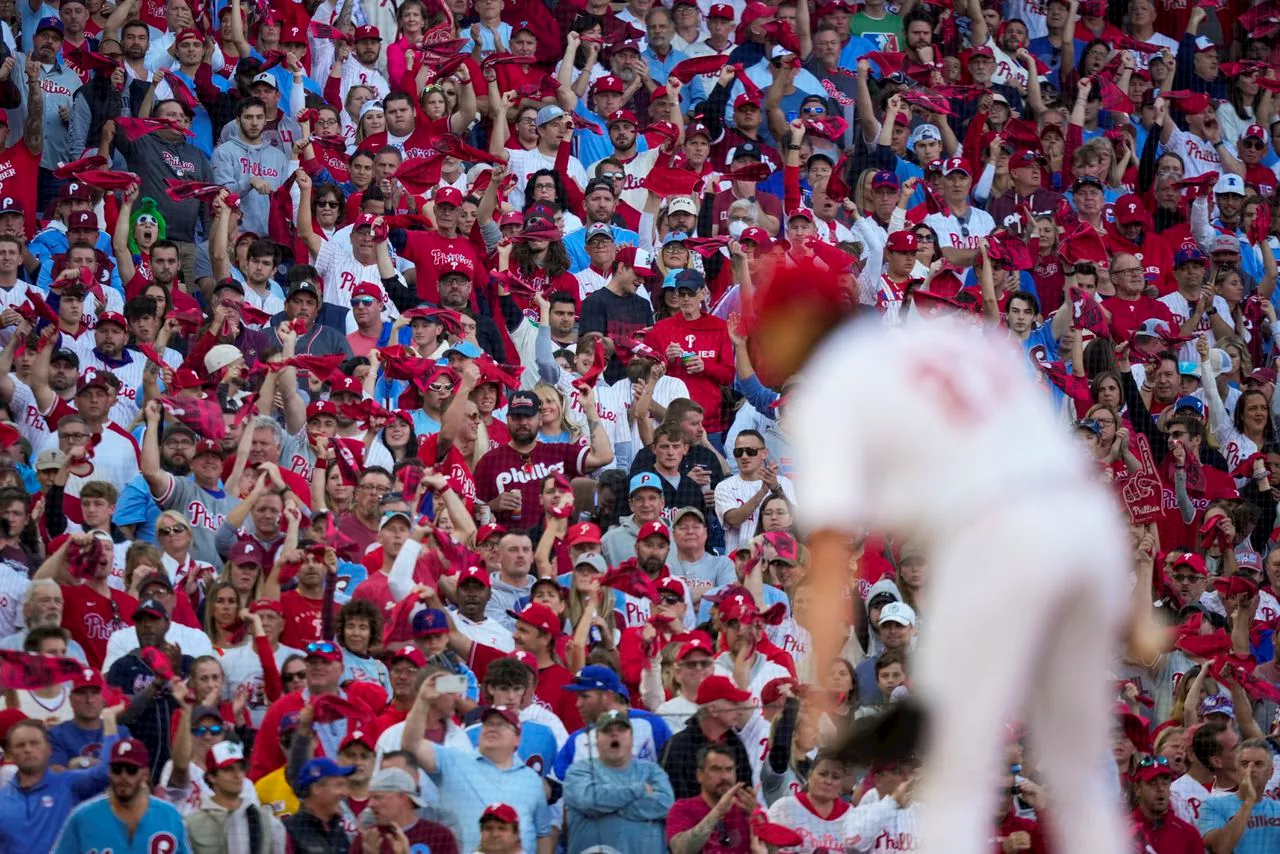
[659,718,753,800]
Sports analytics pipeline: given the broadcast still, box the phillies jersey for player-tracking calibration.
[53,793,191,854]
[1170,773,1213,824]
[846,796,923,852]
[767,793,859,852]
[876,276,908,326]
[41,397,141,500]
[82,350,148,420]
[473,441,589,529]
[417,433,478,510]
[648,312,736,432]
[62,582,138,669]
[0,141,39,238]
[280,589,338,649]
[793,319,1097,537]
[1157,291,1231,362]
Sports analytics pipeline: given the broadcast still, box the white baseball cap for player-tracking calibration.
[250,72,279,91]
[878,601,917,627]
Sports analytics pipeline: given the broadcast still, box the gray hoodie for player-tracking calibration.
[212,123,292,236]
[602,514,643,566]
[485,571,535,631]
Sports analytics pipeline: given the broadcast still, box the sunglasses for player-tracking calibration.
[733,447,762,458]
[1170,573,1202,583]
[157,526,188,536]
[801,105,825,114]
[315,200,341,208]
[283,670,306,681]
[306,640,339,655]
[110,763,143,775]
[600,171,624,180]
[1136,755,1170,770]
[351,297,377,307]
[192,724,225,736]
[659,594,683,605]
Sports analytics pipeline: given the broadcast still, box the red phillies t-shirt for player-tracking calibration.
[0,141,40,238]
[473,441,588,529]
[647,312,736,432]
[280,589,337,649]
[1101,295,1176,343]
[403,230,488,304]
[62,583,137,669]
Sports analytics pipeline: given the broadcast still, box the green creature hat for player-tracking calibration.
[129,197,168,256]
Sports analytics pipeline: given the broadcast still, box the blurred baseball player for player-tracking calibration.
[748,257,1155,854]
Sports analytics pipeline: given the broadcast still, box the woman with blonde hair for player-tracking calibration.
[533,383,583,444]
[155,509,216,604]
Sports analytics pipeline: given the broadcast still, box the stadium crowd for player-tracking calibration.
[0,0,1275,849]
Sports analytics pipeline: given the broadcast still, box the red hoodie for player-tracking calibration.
[649,311,735,432]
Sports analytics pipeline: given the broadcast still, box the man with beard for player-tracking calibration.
[402,185,487,305]
[561,67,643,167]
[591,108,664,213]
[212,98,290,236]
[474,389,613,529]
[52,737,189,852]
[82,311,145,414]
[34,366,141,504]
[13,18,80,206]
[140,401,235,565]
[1158,94,1242,180]
[104,102,214,280]
[563,179,642,274]
[115,418,195,542]
[102,574,214,671]
[1192,174,1266,287]
[0,712,122,852]
[330,26,390,104]
[0,579,88,659]
[493,105,589,211]
[448,565,514,652]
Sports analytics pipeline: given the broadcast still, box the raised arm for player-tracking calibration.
[400,675,443,774]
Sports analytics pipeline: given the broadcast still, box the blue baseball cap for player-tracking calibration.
[661,231,690,248]
[443,340,482,360]
[1174,246,1208,267]
[1177,361,1202,378]
[35,15,63,33]
[1174,395,1206,416]
[412,608,450,637]
[629,471,662,495]
[564,664,630,700]
[670,269,706,291]
[297,757,355,792]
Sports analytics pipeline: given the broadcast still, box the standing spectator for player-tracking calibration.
[48,666,133,771]
[184,741,286,853]
[283,758,355,854]
[562,709,675,854]
[552,664,672,779]
[1132,756,1202,854]
[0,711,122,851]
[660,675,754,800]
[402,675,553,854]
[854,602,916,705]
[52,738,190,854]
[356,767,459,854]
[667,743,758,854]
[714,430,796,555]
[35,531,137,669]
[1198,738,1280,852]
[0,579,87,661]
[601,474,668,566]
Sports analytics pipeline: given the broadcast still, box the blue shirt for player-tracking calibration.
[697,582,789,622]
[0,737,117,854]
[642,46,706,113]
[431,746,552,854]
[572,102,651,167]
[54,793,192,854]
[1198,792,1280,854]
[551,709,672,781]
[465,718,559,776]
[564,223,642,273]
[48,722,133,768]
[114,473,162,543]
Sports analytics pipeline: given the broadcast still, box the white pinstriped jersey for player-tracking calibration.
[0,562,28,638]
[82,350,148,420]
[846,796,923,852]
[6,377,53,448]
[0,281,34,313]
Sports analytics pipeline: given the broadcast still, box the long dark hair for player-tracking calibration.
[514,237,572,279]
[524,169,571,215]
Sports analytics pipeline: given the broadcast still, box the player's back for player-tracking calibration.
[793,317,1097,537]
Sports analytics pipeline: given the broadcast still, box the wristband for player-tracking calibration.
[313,458,328,471]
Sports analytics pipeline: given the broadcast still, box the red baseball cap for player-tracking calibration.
[482,803,520,825]
[476,523,506,544]
[351,281,385,302]
[940,157,971,177]
[434,186,464,208]
[564,522,602,546]
[761,676,800,706]
[171,367,210,391]
[304,640,343,663]
[479,705,522,731]
[174,27,202,44]
[389,644,428,668]
[708,2,735,17]
[1171,552,1208,576]
[658,576,686,598]
[1133,756,1175,783]
[307,400,339,420]
[636,521,670,542]
[248,598,283,615]
[1114,194,1148,225]
[592,75,625,94]
[1243,124,1267,143]
[340,727,375,751]
[70,666,105,691]
[676,634,714,661]
[457,565,491,587]
[96,311,127,329]
[886,230,918,253]
[696,674,752,705]
[740,226,773,248]
[966,45,995,63]
[109,738,151,769]
[607,109,639,128]
[507,602,561,635]
[281,24,307,43]
[353,24,380,40]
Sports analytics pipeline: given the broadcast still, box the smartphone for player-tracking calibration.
[437,674,468,694]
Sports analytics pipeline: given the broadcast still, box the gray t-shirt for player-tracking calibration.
[114,132,213,242]
[157,474,238,567]
[667,552,736,603]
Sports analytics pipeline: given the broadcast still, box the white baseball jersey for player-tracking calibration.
[767,794,861,852]
[1170,773,1212,824]
[791,319,1094,537]
[6,376,53,448]
[923,208,996,252]
[81,351,147,418]
[506,148,588,211]
[845,796,924,852]
[574,266,610,300]
[339,56,389,104]
[0,562,27,639]
[714,473,797,555]
[1157,291,1231,363]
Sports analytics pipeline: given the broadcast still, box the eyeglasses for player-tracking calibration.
[192,724,225,736]
[315,200,340,209]
[109,763,143,776]
[680,658,712,669]
[350,297,377,307]
[1111,267,1144,276]
[1242,139,1266,150]
[157,526,188,536]
[675,288,699,298]
[359,485,391,495]
[306,640,339,655]
[733,447,762,458]
[659,593,683,605]
[61,431,90,441]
